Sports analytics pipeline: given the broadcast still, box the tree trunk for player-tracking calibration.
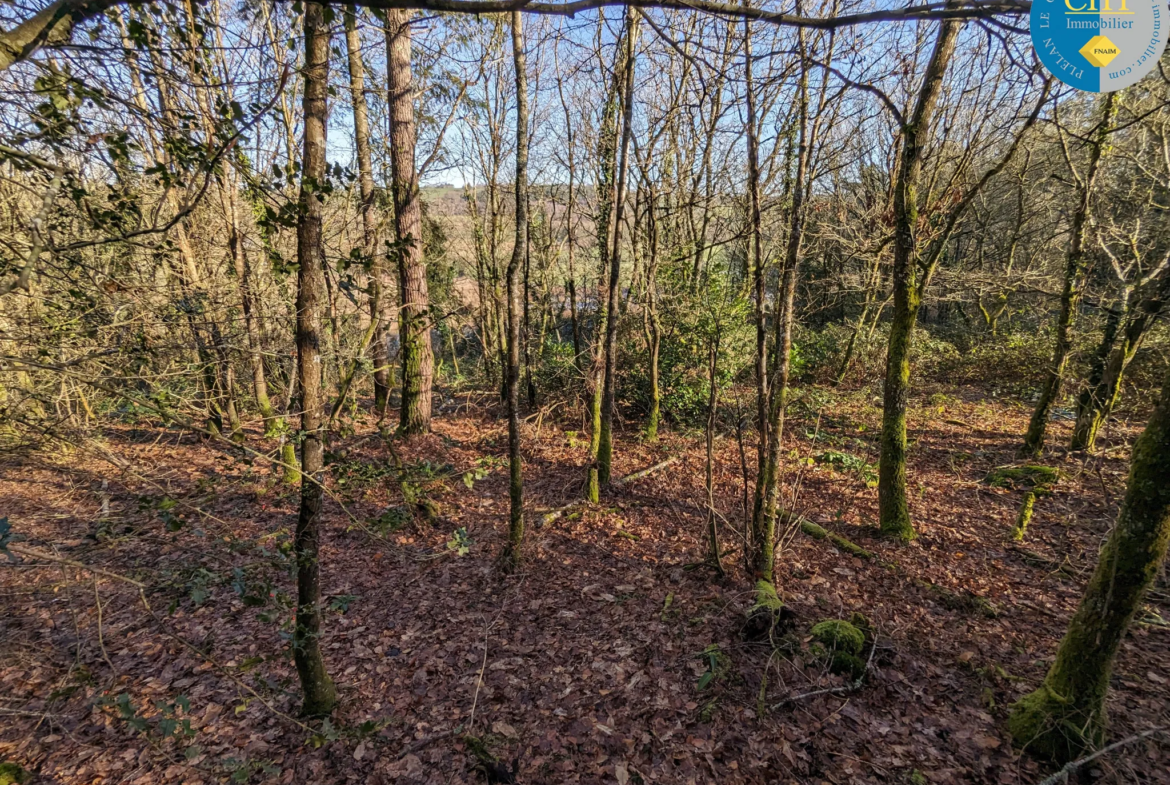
[704,328,724,575]
[744,11,768,544]
[292,0,337,718]
[878,17,962,541]
[387,9,433,434]
[1023,93,1115,456]
[501,8,528,569]
[595,8,638,491]
[642,187,662,442]
[585,13,626,502]
[1009,359,1170,762]
[1074,274,1169,450]
[343,5,392,419]
[751,19,811,584]
[556,58,583,370]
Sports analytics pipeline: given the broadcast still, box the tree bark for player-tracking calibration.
[752,26,809,583]
[1023,93,1115,456]
[595,7,638,490]
[744,9,768,542]
[344,5,393,419]
[502,8,528,568]
[387,8,434,434]
[292,0,337,718]
[642,186,662,442]
[1071,272,1169,451]
[877,16,962,541]
[498,7,526,566]
[1009,358,1170,762]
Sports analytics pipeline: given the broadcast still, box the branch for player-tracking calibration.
[0,0,1030,72]
[0,162,62,297]
[1034,726,1169,785]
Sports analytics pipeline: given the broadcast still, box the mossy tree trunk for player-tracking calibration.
[593,9,638,493]
[878,16,962,542]
[1023,93,1115,456]
[878,63,1049,542]
[501,8,527,569]
[1071,272,1169,451]
[387,9,433,435]
[744,10,768,536]
[291,1,337,717]
[585,18,622,502]
[1009,359,1170,762]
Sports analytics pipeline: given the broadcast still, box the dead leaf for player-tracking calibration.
[492,721,519,739]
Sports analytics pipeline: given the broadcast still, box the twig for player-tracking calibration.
[8,544,145,587]
[93,576,117,676]
[1034,725,1169,785]
[772,635,879,708]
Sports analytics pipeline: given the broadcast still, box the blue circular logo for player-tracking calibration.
[1031,0,1167,91]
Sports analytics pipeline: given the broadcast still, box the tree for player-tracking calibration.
[877,16,963,541]
[1023,94,1117,456]
[343,5,393,420]
[876,32,1049,540]
[292,0,338,717]
[1009,352,1170,762]
[593,7,639,494]
[387,9,434,435]
[501,8,528,568]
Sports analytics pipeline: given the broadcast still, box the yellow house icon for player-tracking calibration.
[1080,35,1121,67]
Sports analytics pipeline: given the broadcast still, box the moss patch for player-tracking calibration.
[810,619,865,656]
[0,763,31,785]
[985,465,1059,491]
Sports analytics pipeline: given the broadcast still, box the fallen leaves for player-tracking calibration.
[0,392,1165,785]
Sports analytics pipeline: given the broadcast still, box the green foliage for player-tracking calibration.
[333,459,395,491]
[695,644,730,691]
[370,505,411,535]
[462,456,503,490]
[96,693,196,743]
[223,758,281,783]
[0,763,31,785]
[624,262,754,426]
[0,517,23,562]
[532,340,583,402]
[814,450,878,487]
[446,527,473,556]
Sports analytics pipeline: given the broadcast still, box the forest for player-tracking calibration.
[0,0,1168,781]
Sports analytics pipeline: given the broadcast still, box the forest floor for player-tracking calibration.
[1,382,1168,785]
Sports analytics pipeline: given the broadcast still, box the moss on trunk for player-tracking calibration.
[878,296,917,542]
[1011,491,1036,542]
[800,519,874,559]
[1010,359,1170,762]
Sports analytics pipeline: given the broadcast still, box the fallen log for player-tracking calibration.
[612,455,680,487]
